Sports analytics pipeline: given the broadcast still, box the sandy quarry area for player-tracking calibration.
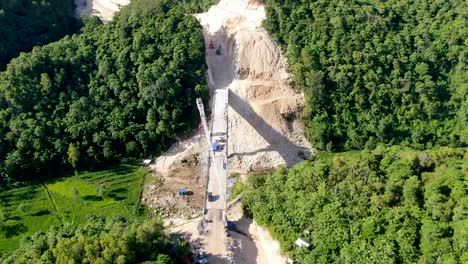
[196,0,313,171]
[153,0,312,262]
[150,0,314,185]
[74,0,129,21]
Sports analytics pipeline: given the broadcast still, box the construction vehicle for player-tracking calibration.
[215,44,222,55]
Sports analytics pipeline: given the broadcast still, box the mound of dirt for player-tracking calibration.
[150,135,205,176]
[147,1,308,262]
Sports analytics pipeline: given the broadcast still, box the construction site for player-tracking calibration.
[166,0,312,261]
[75,0,312,263]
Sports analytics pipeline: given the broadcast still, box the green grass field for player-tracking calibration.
[0,165,149,253]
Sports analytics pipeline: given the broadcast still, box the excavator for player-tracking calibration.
[215,44,222,55]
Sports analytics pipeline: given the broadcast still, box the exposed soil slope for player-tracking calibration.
[78,1,312,262]
[74,0,129,21]
[196,0,312,172]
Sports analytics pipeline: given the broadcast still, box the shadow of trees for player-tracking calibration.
[229,90,311,166]
[0,222,28,238]
[31,209,50,216]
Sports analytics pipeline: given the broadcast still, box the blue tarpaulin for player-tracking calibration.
[211,141,219,151]
[179,188,187,195]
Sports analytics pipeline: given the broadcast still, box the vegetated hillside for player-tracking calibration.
[243,146,467,263]
[0,0,210,186]
[0,216,190,264]
[264,0,467,150]
[0,165,148,253]
[0,0,79,70]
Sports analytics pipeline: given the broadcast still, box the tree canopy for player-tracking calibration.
[0,0,79,70]
[243,1,468,262]
[0,216,190,264]
[243,146,468,263]
[264,0,467,150]
[0,0,210,185]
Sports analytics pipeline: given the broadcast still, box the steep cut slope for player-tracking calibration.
[150,1,311,263]
[196,0,312,172]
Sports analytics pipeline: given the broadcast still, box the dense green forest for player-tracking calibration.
[243,1,468,263]
[0,0,211,186]
[0,0,79,70]
[264,0,467,150]
[243,146,467,263]
[1,216,190,263]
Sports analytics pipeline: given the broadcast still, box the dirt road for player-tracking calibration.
[194,0,298,262]
[146,0,311,262]
[200,50,231,264]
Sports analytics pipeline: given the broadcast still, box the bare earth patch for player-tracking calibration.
[143,134,207,221]
[74,0,129,21]
[151,0,311,262]
[228,201,287,264]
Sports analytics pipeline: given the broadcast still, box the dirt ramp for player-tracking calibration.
[228,201,287,264]
[236,29,289,81]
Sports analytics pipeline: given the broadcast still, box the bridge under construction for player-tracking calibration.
[196,88,231,261]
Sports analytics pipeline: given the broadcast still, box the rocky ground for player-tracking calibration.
[197,0,313,172]
[143,134,207,222]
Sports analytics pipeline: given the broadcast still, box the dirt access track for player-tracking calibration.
[190,0,310,263]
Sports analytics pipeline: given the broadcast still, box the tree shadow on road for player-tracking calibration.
[228,217,260,264]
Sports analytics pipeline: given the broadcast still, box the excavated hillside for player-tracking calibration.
[197,0,312,171]
[77,0,313,173]
[74,0,129,21]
